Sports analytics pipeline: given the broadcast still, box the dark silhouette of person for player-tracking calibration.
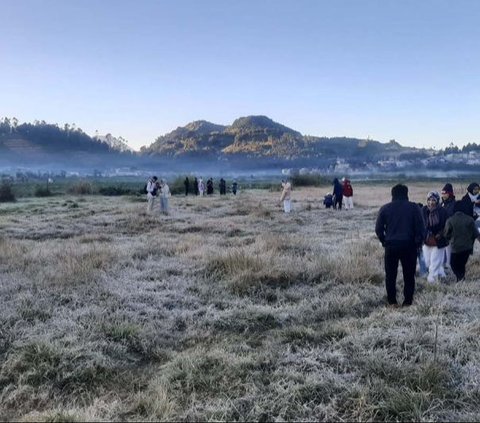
[232,181,238,195]
[219,178,226,195]
[184,177,190,196]
[332,178,343,210]
[375,184,426,307]
[207,178,214,195]
[193,177,199,196]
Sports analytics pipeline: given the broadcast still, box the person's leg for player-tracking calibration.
[385,246,399,304]
[418,249,428,276]
[164,197,169,214]
[400,247,417,305]
[284,199,291,213]
[452,250,472,281]
[444,245,452,270]
[147,195,154,213]
[431,247,446,278]
[423,245,435,283]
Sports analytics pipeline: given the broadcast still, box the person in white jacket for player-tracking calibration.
[159,179,171,214]
[146,176,158,213]
[198,177,205,196]
[279,180,292,213]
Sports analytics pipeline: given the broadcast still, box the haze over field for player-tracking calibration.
[2,0,480,151]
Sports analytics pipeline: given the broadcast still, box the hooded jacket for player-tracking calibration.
[375,189,426,248]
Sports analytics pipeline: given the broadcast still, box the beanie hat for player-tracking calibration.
[441,183,453,195]
[427,191,440,203]
[391,184,408,200]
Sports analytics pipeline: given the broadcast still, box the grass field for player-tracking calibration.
[1,182,480,421]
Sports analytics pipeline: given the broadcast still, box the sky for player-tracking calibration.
[1,0,480,151]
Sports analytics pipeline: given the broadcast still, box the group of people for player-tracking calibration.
[146,176,171,214]
[376,182,480,307]
[323,177,354,210]
[183,177,238,196]
[148,174,479,306]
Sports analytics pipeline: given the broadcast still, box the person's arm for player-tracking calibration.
[414,206,426,247]
[443,218,452,242]
[375,207,386,246]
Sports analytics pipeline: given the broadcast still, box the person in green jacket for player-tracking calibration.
[444,200,480,281]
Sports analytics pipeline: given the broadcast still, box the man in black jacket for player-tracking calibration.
[375,184,426,307]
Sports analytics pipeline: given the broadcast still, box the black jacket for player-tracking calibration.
[460,193,478,220]
[441,197,455,218]
[376,199,426,248]
[422,205,449,248]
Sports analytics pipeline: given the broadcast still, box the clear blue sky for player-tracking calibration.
[1,0,479,151]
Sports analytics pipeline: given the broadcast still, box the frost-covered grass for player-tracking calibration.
[1,184,480,421]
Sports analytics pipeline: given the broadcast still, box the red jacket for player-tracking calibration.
[343,180,353,197]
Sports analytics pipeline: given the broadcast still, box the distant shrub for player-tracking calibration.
[34,185,53,197]
[168,176,185,195]
[98,185,133,196]
[291,174,329,187]
[67,181,93,195]
[0,182,15,202]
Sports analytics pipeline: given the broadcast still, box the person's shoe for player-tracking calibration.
[402,301,412,307]
[387,302,400,309]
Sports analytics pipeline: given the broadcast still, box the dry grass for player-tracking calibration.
[1,183,480,421]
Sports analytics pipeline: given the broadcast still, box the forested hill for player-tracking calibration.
[0,119,132,158]
[141,115,419,160]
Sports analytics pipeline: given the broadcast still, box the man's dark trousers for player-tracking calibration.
[451,249,472,281]
[384,245,417,304]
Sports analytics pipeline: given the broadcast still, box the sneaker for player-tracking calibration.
[427,276,436,284]
[386,303,400,309]
[402,301,412,307]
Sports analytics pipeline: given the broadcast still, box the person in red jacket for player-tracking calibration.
[342,177,354,210]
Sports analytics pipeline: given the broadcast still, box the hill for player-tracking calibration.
[0,119,135,169]
[142,115,420,161]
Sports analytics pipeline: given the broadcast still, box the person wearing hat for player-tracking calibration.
[441,183,456,269]
[375,184,425,307]
[422,191,449,283]
[444,200,480,282]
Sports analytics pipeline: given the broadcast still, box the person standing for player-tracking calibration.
[279,179,292,213]
[184,177,190,196]
[146,176,158,213]
[375,184,425,307]
[159,179,171,215]
[198,177,205,196]
[342,177,354,210]
[460,182,480,228]
[332,178,343,210]
[194,177,199,196]
[444,200,480,281]
[422,191,449,283]
[441,183,455,270]
[207,178,214,195]
[232,180,238,195]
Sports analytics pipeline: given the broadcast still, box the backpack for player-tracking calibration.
[144,181,157,195]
